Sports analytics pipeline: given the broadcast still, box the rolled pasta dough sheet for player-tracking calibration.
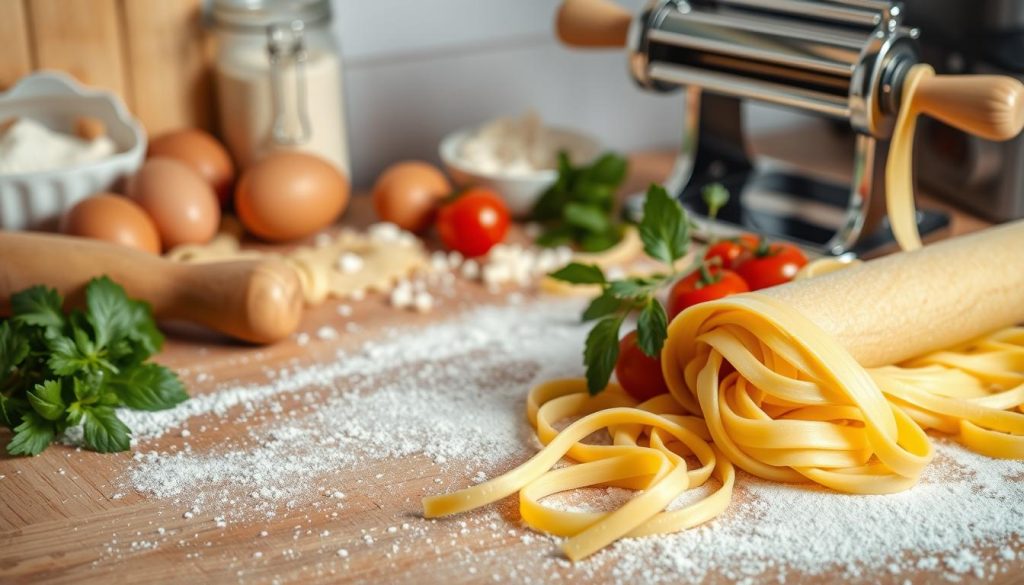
[761,219,1024,367]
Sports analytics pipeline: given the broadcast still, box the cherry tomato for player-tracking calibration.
[436,188,510,257]
[615,330,670,402]
[735,241,808,290]
[704,233,759,270]
[667,264,749,319]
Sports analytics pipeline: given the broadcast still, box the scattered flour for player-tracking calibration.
[126,300,586,507]
[584,440,1024,583]
[118,297,1024,583]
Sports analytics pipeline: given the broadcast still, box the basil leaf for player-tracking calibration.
[584,316,623,395]
[564,202,611,234]
[580,231,619,252]
[639,184,689,264]
[607,276,661,300]
[636,298,668,358]
[701,183,730,220]
[587,153,628,186]
[548,263,607,285]
[582,290,623,322]
[574,182,615,207]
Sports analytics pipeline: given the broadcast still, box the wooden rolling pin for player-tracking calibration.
[0,232,303,344]
[556,0,1024,141]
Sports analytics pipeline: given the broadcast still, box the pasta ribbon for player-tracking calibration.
[423,379,735,561]
[423,63,1024,560]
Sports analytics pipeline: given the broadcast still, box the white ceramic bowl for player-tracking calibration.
[0,72,146,230]
[438,125,601,217]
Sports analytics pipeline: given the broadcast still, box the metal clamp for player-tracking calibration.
[267,19,312,147]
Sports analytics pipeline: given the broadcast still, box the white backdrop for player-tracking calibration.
[330,0,807,186]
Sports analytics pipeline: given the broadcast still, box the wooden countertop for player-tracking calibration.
[0,151,1017,584]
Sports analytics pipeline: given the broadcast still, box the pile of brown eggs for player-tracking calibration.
[61,129,350,252]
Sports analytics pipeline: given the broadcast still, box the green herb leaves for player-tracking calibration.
[108,364,188,412]
[639,185,689,265]
[550,184,693,395]
[11,287,64,332]
[701,183,729,221]
[0,277,187,456]
[636,298,668,357]
[583,315,624,397]
[531,151,629,252]
[549,263,606,285]
[83,407,132,453]
[7,412,56,456]
[27,380,65,420]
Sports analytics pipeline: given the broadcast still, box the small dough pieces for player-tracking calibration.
[166,219,427,305]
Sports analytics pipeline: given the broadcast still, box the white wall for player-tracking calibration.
[331,0,806,187]
[331,0,680,187]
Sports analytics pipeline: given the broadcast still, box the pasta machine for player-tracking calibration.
[556,0,1024,255]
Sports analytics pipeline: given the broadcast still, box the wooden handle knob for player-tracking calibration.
[0,232,303,344]
[914,74,1024,142]
[556,0,632,48]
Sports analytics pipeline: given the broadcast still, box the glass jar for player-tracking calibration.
[210,0,349,175]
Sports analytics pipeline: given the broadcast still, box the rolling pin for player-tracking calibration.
[0,231,303,344]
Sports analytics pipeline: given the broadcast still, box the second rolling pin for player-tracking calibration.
[0,231,303,344]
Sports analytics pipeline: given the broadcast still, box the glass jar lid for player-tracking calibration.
[211,0,331,30]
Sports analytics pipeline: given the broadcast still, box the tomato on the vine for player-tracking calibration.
[667,264,749,319]
[614,330,670,402]
[735,241,808,290]
[704,233,759,270]
[436,187,510,257]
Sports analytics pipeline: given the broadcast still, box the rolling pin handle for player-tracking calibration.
[556,0,632,48]
[0,232,303,344]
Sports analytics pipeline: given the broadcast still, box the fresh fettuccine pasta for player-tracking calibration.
[424,379,735,561]
[423,63,1024,561]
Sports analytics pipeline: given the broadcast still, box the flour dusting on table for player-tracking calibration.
[118,298,1023,583]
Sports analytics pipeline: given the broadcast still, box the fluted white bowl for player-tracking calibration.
[0,71,146,230]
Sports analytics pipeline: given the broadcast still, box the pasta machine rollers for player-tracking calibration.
[558,0,949,255]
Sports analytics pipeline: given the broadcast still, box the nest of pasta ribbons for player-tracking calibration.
[423,186,1024,561]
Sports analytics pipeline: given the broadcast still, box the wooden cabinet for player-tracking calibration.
[0,0,215,135]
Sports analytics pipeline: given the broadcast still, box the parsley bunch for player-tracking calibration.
[549,184,691,395]
[0,277,187,455]
[530,151,629,252]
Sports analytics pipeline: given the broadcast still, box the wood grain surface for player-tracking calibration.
[26,0,129,99]
[0,0,32,90]
[0,152,1019,584]
[120,0,214,135]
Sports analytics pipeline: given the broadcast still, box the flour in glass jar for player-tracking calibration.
[118,298,1023,583]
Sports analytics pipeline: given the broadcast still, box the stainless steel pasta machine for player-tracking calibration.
[556,0,1024,255]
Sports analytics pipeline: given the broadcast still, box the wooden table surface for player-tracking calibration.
[0,149,1019,584]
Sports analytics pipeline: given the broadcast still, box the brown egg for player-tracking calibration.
[128,158,220,250]
[235,152,350,242]
[148,129,235,205]
[60,193,161,254]
[372,161,451,233]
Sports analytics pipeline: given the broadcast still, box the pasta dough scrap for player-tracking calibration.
[167,220,427,305]
[540,226,692,297]
[423,63,1024,561]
